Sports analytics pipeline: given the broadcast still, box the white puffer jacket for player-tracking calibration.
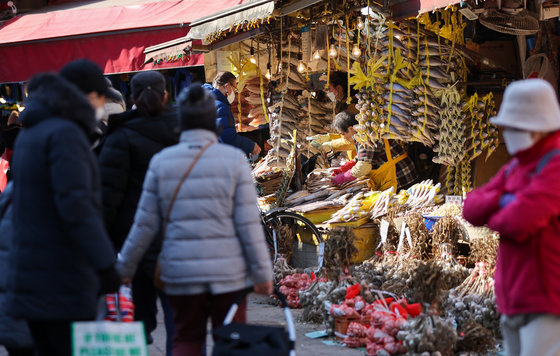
[117,129,272,295]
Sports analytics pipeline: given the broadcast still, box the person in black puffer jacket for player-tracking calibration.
[97,70,178,353]
[0,183,34,355]
[7,72,119,356]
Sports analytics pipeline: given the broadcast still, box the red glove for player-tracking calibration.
[332,160,357,176]
[332,170,356,186]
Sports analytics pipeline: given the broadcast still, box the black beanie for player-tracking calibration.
[60,59,108,96]
[177,84,217,132]
[131,71,166,100]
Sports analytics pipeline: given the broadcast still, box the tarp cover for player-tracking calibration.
[0,0,246,82]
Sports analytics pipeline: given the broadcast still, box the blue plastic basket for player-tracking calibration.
[423,216,442,231]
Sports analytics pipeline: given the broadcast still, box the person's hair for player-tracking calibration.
[330,71,348,98]
[213,71,236,88]
[332,111,358,133]
[177,83,217,132]
[134,89,165,116]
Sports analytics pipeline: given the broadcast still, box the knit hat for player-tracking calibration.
[60,59,108,96]
[178,84,217,131]
[490,79,560,132]
[131,71,166,100]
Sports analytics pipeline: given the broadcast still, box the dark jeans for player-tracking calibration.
[132,266,175,356]
[168,291,247,356]
[27,320,71,356]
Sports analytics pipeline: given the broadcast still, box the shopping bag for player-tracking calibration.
[104,286,135,322]
[71,320,147,356]
[212,288,295,356]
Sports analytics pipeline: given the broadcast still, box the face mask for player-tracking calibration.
[502,129,535,155]
[227,90,236,104]
[95,107,107,122]
[326,91,337,102]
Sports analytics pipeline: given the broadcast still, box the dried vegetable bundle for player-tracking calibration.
[396,314,457,356]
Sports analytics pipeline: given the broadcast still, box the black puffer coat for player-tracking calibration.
[8,73,116,320]
[0,183,33,348]
[98,108,178,269]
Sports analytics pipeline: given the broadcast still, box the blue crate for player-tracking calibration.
[423,215,442,231]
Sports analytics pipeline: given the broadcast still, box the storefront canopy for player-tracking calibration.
[0,0,246,83]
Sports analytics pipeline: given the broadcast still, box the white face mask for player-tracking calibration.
[502,129,535,155]
[327,91,337,103]
[95,107,107,122]
[226,84,236,104]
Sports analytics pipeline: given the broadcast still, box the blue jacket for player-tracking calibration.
[8,74,116,321]
[202,83,255,155]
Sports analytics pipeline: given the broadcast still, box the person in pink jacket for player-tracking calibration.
[463,79,560,356]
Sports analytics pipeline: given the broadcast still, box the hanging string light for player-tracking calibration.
[328,37,337,58]
[313,50,321,60]
[352,43,362,57]
[297,39,306,73]
[266,43,272,80]
[357,16,365,30]
[250,41,257,64]
[297,52,306,73]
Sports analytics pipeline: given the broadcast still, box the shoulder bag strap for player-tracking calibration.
[163,141,213,231]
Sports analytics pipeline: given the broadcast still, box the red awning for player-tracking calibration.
[0,0,245,82]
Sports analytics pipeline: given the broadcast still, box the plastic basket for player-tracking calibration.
[333,316,370,340]
[423,216,442,231]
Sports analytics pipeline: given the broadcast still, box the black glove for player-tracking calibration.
[98,264,121,294]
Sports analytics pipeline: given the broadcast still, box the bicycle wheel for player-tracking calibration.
[263,211,324,269]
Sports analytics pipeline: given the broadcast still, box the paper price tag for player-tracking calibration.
[380,219,390,246]
[397,221,407,252]
[315,242,325,272]
[273,231,278,263]
[445,195,463,204]
[406,227,413,249]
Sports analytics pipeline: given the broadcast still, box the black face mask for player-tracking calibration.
[0,126,21,150]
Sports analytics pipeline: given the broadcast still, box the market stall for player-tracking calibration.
[178,0,560,353]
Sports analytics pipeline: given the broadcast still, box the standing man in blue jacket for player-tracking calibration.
[202,72,261,156]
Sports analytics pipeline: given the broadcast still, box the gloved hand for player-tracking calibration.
[307,133,331,145]
[98,264,121,295]
[332,170,356,186]
[499,193,516,208]
[332,160,357,176]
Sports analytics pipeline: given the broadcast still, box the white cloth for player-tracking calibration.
[501,314,560,356]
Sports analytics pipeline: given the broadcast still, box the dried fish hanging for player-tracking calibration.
[442,92,499,194]
[349,10,467,149]
[266,34,309,166]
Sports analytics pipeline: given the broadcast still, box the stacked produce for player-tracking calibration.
[277,273,313,308]
[396,314,457,355]
[244,76,270,127]
[229,88,254,131]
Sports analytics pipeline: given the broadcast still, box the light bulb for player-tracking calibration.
[297,60,306,73]
[329,44,337,58]
[265,69,271,80]
[250,55,257,64]
[352,43,361,57]
[357,16,365,30]
[313,50,321,60]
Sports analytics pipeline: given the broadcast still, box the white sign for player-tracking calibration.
[445,195,463,204]
[72,321,147,356]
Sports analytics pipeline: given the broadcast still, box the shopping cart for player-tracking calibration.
[212,287,296,356]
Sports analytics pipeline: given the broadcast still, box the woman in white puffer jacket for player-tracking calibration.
[117,83,273,356]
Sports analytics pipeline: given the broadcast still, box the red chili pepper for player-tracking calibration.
[405,303,422,317]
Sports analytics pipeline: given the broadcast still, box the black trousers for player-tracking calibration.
[27,320,71,356]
